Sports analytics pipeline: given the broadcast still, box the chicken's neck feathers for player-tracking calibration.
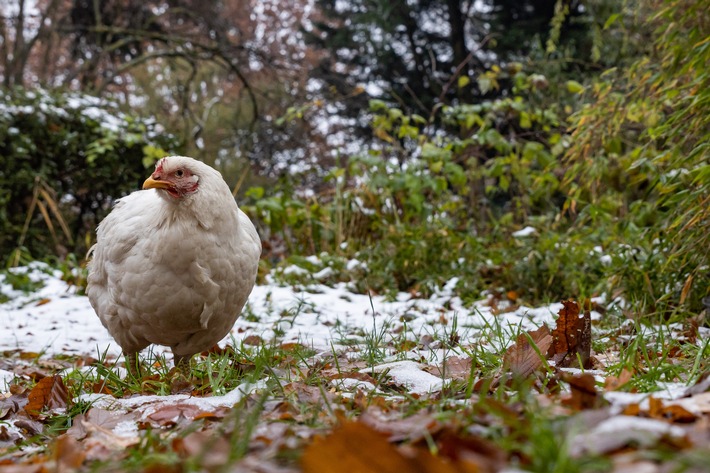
[155,178,239,232]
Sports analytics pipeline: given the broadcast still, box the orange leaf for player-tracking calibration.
[648,397,697,423]
[25,375,69,418]
[301,421,417,473]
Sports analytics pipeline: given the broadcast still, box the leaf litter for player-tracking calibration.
[1,265,709,471]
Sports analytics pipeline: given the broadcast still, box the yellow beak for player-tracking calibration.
[143,176,172,190]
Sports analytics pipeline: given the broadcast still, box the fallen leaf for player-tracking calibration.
[562,373,604,410]
[569,415,691,457]
[424,356,473,381]
[604,368,634,391]
[436,427,508,471]
[67,407,138,441]
[13,417,44,436]
[503,325,553,377]
[301,421,419,473]
[550,300,592,369]
[648,397,697,423]
[360,407,441,443]
[173,430,233,469]
[284,382,334,405]
[243,335,263,346]
[53,434,86,470]
[19,352,41,360]
[0,390,29,419]
[145,403,206,428]
[24,375,69,418]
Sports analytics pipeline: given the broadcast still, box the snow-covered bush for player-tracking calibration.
[0,88,178,265]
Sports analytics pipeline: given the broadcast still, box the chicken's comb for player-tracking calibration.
[155,157,167,174]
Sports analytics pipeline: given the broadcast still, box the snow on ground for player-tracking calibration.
[0,263,573,390]
[3,263,705,400]
[2,263,708,452]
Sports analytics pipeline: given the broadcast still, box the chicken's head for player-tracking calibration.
[143,157,200,199]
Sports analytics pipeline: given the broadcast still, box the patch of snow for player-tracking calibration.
[512,226,536,238]
[364,360,443,395]
[569,415,687,456]
[76,380,267,434]
[313,267,335,280]
[1,264,599,388]
[281,265,309,276]
[0,369,16,389]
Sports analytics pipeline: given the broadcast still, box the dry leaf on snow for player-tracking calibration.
[424,356,473,381]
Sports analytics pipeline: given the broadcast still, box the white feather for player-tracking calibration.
[87,156,261,358]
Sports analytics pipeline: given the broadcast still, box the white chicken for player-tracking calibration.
[87,156,261,374]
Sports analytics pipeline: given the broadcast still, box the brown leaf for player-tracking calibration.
[19,352,41,360]
[53,434,86,470]
[67,408,134,440]
[436,428,508,471]
[550,300,592,369]
[24,375,69,418]
[284,382,334,405]
[0,390,29,420]
[360,408,442,443]
[0,424,21,448]
[243,335,263,346]
[503,325,553,377]
[424,356,473,381]
[561,373,604,410]
[173,430,232,469]
[622,403,641,416]
[301,421,419,473]
[145,403,206,428]
[604,368,634,391]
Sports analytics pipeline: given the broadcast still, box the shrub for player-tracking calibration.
[0,88,177,266]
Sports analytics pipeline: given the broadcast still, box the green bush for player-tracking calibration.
[565,0,710,313]
[0,88,178,266]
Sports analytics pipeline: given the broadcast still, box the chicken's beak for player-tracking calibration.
[143,176,172,190]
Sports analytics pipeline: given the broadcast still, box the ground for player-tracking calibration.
[1,263,709,472]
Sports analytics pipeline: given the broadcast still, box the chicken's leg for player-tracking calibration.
[125,352,142,379]
[174,354,193,377]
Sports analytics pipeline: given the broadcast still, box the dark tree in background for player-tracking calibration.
[304,0,605,115]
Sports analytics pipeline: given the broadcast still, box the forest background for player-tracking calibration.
[1,0,707,317]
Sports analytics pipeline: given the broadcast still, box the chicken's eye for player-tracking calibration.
[176,169,184,177]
